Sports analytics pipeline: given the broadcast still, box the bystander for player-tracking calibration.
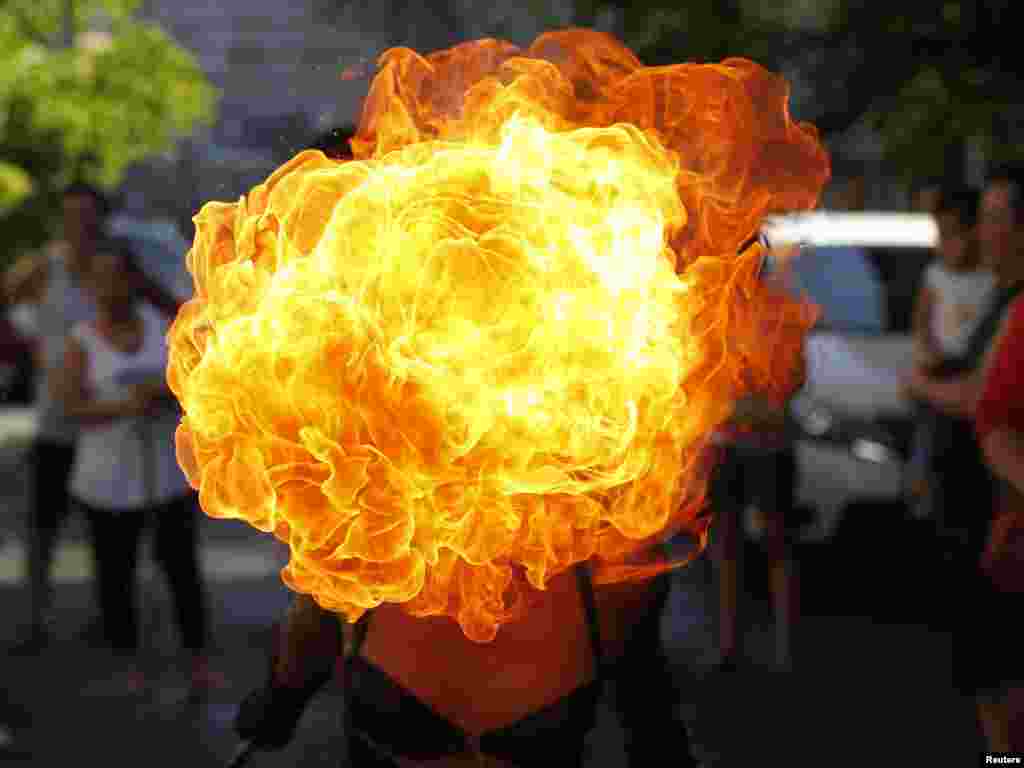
[55,246,219,696]
[2,182,181,654]
[905,166,1024,749]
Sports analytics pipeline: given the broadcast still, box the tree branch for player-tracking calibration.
[7,4,53,47]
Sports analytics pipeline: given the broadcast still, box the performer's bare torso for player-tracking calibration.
[359,568,657,735]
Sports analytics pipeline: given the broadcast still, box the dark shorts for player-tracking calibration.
[708,442,796,562]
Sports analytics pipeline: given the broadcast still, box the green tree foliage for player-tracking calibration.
[414,0,1015,182]
[0,0,218,268]
[584,0,1020,182]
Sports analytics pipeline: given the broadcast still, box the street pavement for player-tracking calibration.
[0,410,985,766]
[0,532,984,767]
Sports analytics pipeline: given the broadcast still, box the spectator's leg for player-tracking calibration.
[153,494,208,652]
[975,592,1024,752]
[709,445,744,662]
[611,573,698,768]
[23,440,76,643]
[978,693,1012,752]
[152,493,217,688]
[1006,684,1024,752]
[949,477,1006,751]
[83,501,144,654]
[757,448,798,668]
[974,606,1014,753]
[931,420,983,553]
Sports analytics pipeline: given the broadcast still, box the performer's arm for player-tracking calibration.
[271,594,345,689]
[234,594,344,751]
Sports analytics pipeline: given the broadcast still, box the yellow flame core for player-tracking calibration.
[168,29,829,642]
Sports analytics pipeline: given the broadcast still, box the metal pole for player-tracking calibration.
[224,741,256,768]
[62,0,74,48]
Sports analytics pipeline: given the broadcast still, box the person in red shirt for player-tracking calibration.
[904,167,1024,752]
[976,296,1024,493]
[973,293,1024,753]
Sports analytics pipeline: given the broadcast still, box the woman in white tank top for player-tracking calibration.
[53,247,220,694]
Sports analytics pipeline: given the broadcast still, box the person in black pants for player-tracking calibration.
[707,409,799,670]
[78,494,208,666]
[22,440,77,647]
[55,247,217,694]
[3,182,182,654]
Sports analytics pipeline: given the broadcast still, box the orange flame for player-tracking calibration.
[168,29,829,643]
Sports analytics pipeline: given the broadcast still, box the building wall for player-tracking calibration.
[122,1,590,229]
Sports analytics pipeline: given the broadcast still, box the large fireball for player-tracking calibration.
[168,29,829,642]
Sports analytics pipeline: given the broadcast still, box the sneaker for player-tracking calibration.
[6,626,52,657]
[0,723,32,760]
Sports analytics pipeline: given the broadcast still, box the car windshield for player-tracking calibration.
[766,212,939,336]
[787,244,887,334]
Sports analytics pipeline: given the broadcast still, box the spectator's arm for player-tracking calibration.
[2,253,48,306]
[135,273,181,319]
[135,376,174,407]
[911,283,940,368]
[982,428,1024,495]
[54,336,147,426]
[908,370,982,417]
[910,308,1016,416]
[120,246,181,319]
